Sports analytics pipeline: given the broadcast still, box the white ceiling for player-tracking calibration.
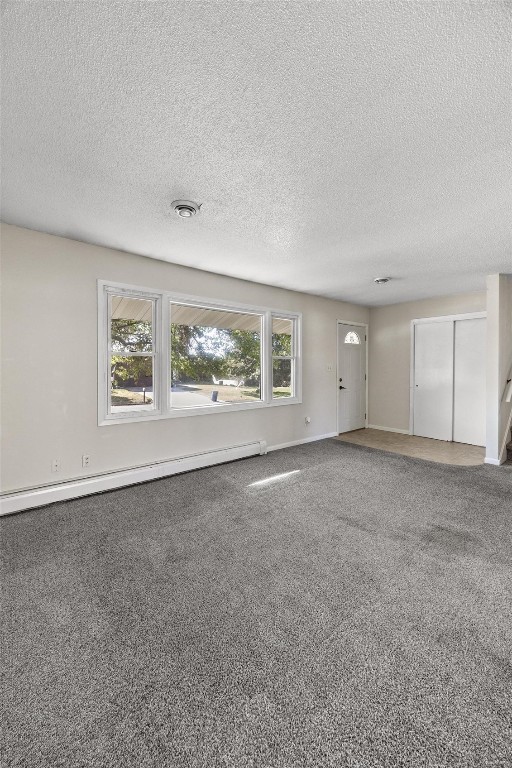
[1,1,511,306]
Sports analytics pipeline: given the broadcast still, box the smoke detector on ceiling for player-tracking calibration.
[171,200,201,218]
[374,277,391,284]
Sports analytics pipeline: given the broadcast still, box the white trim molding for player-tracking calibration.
[411,312,487,325]
[267,432,339,453]
[0,433,344,516]
[0,441,267,516]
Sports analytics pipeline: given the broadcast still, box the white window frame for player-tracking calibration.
[271,314,298,401]
[98,280,302,425]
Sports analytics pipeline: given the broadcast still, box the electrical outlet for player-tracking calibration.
[305,416,311,425]
[51,459,61,472]
[326,364,334,372]
[82,454,90,468]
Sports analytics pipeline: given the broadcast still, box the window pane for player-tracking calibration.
[344,331,360,345]
[110,355,154,411]
[273,358,292,399]
[170,304,262,407]
[111,296,153,353]
[272,317,293,356]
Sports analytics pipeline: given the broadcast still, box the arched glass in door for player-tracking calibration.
[344,331,360,344]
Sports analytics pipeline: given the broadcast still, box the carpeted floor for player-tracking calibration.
[2,439,512,768]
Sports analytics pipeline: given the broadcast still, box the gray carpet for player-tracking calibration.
[2,439,512,768]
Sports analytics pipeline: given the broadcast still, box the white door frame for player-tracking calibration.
[337,320,368,434]
[409,311,487,437]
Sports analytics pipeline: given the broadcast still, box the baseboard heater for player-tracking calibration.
[0,440,267,516]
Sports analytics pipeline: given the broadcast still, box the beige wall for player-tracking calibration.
[1,224,369,493]
[368,291,487,433]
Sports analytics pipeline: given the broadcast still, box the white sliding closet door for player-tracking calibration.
[413,321,454,441]
[413,316,486,445]
[453,318,486,446]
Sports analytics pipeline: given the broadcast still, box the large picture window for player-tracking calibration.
[170,304,262,409]
[99,282,301,424]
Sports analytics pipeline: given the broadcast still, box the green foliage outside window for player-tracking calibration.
[110,318,292,389]
[111,319,153,387]
[171,324,261,386]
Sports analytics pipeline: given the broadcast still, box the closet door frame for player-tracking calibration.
[409,312,486,439]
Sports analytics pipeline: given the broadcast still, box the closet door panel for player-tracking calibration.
[453,318,486,446]
[413,321,453,441]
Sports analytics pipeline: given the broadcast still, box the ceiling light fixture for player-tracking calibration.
[171,200,201,218]
[374,277,391,284]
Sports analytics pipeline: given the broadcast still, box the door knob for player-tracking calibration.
[339,385,346,390]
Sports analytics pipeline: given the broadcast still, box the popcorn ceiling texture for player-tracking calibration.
[1,1,511,305]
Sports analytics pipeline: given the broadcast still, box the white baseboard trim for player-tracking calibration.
[267,432,338,453]
[484,457,504,466]
[367,424,410,435]
[0,433,345,516]
[0,440,267,516]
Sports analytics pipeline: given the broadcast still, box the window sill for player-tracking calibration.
[99,396,302,426]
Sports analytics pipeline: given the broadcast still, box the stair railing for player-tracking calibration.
[504,360,512,404]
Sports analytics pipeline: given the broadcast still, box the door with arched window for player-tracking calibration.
[337,323,367,433]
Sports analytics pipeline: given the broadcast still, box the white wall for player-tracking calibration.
[368,291,487,432]
[486,273,512,464]
[0,224,369,494]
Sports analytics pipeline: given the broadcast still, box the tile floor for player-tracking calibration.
[335,428,486,466]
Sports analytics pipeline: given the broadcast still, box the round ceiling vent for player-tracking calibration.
[171,200,201,218]
[374,277,391,284]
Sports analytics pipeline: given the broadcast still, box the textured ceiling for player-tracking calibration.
[1,1,511,306]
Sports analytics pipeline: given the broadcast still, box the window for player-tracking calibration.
[344,331,360,344]
[99,282,301,424]
[109,295,156,414]
[272,316,295,399]
[170,303,263,408]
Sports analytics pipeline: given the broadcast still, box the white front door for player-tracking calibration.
[338,324,366,433]
[413,321,454,441]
